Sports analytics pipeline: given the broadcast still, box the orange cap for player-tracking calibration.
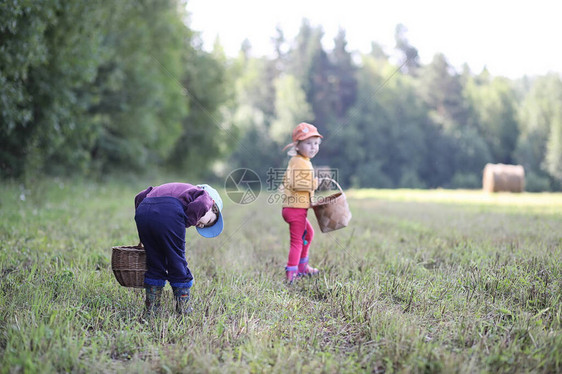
[292,122,323,142]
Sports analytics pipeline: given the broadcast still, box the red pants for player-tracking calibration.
[282,207,314,268]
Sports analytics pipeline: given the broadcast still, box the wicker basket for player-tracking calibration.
[111,245,147,288]
[312,179,352,233]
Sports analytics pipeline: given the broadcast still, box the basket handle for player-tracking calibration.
[318,177,344,193]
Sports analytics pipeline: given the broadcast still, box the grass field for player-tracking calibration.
[1,179,561,373]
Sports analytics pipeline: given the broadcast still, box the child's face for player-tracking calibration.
[196,205,218,228]
[296,136,321,159]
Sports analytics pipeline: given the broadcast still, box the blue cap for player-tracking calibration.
[195,184,224,238]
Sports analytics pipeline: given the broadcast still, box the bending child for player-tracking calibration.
[134,183,224,315]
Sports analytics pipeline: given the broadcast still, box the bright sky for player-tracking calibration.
[186,0,562,79]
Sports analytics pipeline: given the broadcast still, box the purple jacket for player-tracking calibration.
[134,183,213,227]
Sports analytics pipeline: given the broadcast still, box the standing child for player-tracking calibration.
[280,122,323,283]
[134,182,224,315]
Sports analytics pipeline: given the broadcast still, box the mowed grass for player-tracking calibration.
[0,179,561,373]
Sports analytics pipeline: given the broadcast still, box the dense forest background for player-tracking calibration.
[2,0,561,191]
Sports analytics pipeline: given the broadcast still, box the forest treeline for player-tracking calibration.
[2,1,562,191]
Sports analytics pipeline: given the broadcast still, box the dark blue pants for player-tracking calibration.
[135,197,193,288]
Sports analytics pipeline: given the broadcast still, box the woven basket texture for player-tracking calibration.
[111,245,146,288]
[312,179,352,233]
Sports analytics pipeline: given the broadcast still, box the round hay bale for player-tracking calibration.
[482,163,525,193]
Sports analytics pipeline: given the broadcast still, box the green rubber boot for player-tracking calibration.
[172,287,193,315]
[144,285,163,317]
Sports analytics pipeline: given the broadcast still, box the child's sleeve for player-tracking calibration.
[134,187,153,210]
[184,190,213,227]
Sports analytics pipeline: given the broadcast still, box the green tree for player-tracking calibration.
[167,44,232,175]
[464,73,519,164]
[545,111,562,182]
[515,73,562,187]
[328,29,357,119]
[288,19,332,126]
[545,112,562,183]
[227,54,281,177]
[270,74,313,144]
[0,1,113,177]
[335,55,434,188]
[394,24,420,75]
[1,0,229,179]
[542,75,562,183]
[417,54,491,186]
[418,53,470,129]
[286,24,359,170]
[88,0,190,175]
